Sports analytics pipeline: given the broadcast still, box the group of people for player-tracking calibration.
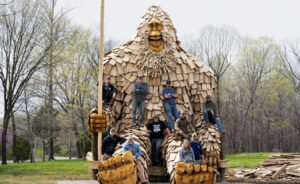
[100,76,224,184]
[102,75,223,132]
[101,124,205,184]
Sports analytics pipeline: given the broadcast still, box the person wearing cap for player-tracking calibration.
[145,114,171,165]
[102,77,117,108]
[122,136,149,184]
[162,80,179,131]
[203,94,223,132]
[132,75,148,125]
[190,133,205,164]
[175,111,196,137]
[101,128,126,160]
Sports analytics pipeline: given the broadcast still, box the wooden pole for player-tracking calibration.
[91,0,105,180]
[98,0,105,161]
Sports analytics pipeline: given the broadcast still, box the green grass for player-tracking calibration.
[225,152,283,169]
[0,152,292,183]
[0,160,89,184]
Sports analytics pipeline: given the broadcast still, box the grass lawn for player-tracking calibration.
[225,152,282,169]
[0,160,90,184]
[0,153,290,183]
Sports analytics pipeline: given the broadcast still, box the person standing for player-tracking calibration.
[101,128,125,160]
[190,132,205,164]
[175,111,196,138]
[203,95,223,132]
[122,136,149,184]
[179,139,195,164]
[102,77,117,109]
[132,75,148,126]
[145,114,171,165]
[162,80,179,131]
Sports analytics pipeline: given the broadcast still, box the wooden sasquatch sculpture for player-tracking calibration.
[95,5,221,184]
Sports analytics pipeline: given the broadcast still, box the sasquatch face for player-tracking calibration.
[147,17,164,52]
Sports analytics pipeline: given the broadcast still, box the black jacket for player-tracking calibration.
[101,135,126,156]
[102,83,116,103]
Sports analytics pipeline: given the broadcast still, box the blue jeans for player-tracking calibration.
[203,110,223,131]
[195,159,203,164]
[132,99,145,123]
[164,103,179,130]
[151,138,163,163]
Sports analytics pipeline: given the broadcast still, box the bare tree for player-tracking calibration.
[39,0,70,161]
[183,25,239,114]
[0,0,54,165]
[281,39,300,150]
[281,39,300,93]
[238,37,277,152]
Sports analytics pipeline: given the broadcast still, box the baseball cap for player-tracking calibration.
[153,114,159,119]
[180,110,187,114]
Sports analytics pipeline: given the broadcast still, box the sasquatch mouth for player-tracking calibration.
[149,35,163,42]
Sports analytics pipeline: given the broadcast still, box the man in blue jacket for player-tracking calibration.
[132,75,148,126]
[190,132,205,164]
[162,80,179,131]
[122,136,149,184]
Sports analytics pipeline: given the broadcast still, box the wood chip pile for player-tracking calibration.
[231,154,300,181]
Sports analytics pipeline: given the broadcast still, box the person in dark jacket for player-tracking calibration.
[102,77,117,108]
[132,75,148,125]
[145,114,171,165]
[190,132,205,164]
[101,128,125,160]
[203,94,223,132]
[179,139,195,163]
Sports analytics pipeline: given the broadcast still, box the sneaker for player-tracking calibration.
[137,121,144,127]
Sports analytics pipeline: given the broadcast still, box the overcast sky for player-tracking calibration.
[56,0,300,42]
[1,0,300,118]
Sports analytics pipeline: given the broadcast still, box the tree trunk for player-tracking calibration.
[74,126,82,158]
[42,138,46,162]
[1,111,10,165]
[250,104,254,152]
[216,77,221,115]
[24,89,35,163]
[69,128,72,160]
[48,128,54,161]
[239,91,255,153]
[11,113,17,163]
[298,128,300,152]
[47,0,55,161]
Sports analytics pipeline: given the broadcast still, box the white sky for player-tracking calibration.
[1,0,300,118]
[56,0,300,42]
